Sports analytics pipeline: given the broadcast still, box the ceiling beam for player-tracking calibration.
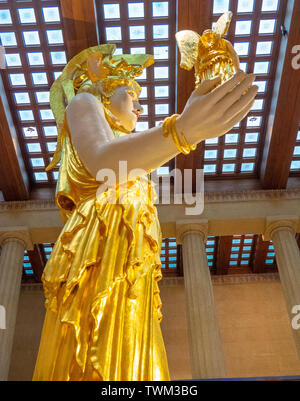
[0,77,29,201]
[216,236,231,275]
[27,245,46,282]
[176,0,212,190]
[260,0,300,189]
[60,0,98,60]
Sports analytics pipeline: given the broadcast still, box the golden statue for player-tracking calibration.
[33,12,257,381]
[176,11,240,87]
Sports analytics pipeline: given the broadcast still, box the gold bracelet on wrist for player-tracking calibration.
[162,114,196,155]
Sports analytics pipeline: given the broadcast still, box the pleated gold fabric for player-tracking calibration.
[32,120,170,381]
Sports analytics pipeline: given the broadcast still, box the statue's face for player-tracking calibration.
[108,85,143,132]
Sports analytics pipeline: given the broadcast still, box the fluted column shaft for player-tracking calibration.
[181,230,226,379]
[0,237,26,381]
[270,226,300,360]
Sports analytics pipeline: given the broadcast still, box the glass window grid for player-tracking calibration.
[228,234,256,268]
[160,238,179,275]
[96,1,176,171]
[204,0,286,178]
[290,127,300,175]
[205,236,217,273]
[0,0,65,185]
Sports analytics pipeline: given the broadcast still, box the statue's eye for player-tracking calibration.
[127,90,137,100]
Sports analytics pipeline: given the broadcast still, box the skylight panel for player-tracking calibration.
[128,3,144,18]
[237,0,254,13]
[251,99,264,110]
[46,142,57,152]
[204,150,218,159]
[243,148,257,158]
[245,132,259,143]
[204,164,217,174]
[50,51,67,65]
[46,30,64,45]
[103,4,120,19]
[241,162,255,172]
[256,41,273,55]
[105,26,122,41]
[35,91,50,104]
[155,86,169,97]
[23,127,38,137]
[152,2,169,17]
[225,133,239,144]
[27,52,44,66]
[154,66,168,79]
[14,92,30,104]
[255,81,267,92]
[262,0,279,12]
[27,143,41,153]
[291,161,300,170]
[0,9,12,24]
[23,31,40,46]
[259,19,276,34]
[19,110,34,121]
[247,116,262,127]
[31,72,48,85]
[235,20,252,35]
[153,46,169,60]
[129,25,145,40]
[254,61,270,74]
[293,146,300,156]
[5,53,22,67]
[222,163,235,173]
[155,103,169,115]
[213,0,230,14]
[43,126,57,137]
[34,172,48,181]
[40,109,54,120]
[18,8,36,24]
[135,121,149,131]
[153,24,169,39]
[130,47,146,54]
[30,158,45,167]
[42,7,60,23]
[205,137,219,145]
[234,42,250,57]
[224,149,237,158]
[0,32,17,46]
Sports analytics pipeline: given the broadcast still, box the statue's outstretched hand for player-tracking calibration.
[176,71,258,144]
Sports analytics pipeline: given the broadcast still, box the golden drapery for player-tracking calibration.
[32,120,170,381]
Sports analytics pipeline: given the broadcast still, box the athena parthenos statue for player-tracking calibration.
[33,12,257,381]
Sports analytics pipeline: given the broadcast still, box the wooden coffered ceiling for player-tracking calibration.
[0,0,299,281]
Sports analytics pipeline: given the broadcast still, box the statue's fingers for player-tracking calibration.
[223,94,257,132]
[218,74,256,112]
[209,70,246,103]
[190,76,221,98]
[222,84,258,122]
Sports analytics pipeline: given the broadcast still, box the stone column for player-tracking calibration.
[0,228,32,381]
[264,217,300,361]
[177,222,226,379]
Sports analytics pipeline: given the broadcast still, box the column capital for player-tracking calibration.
[0,226,33,250]
[263,216,299,241]
[176,220,208,244]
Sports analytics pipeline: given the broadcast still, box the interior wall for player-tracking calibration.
[8,275,300,381]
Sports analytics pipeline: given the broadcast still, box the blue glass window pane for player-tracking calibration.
[34,172,47,181]
[207,240,215,245]
[293,146,300,156]
[267,252,275,257]
[153,25,168,39]
[247,116,262,127]
[222,164,235,173]
[230,254,239,259]
[27,143,41,152]
[225,133,239,143]
[25,269,34,274]
[259,19,276,34]
[130,47,146,54]
[23,31,40,45]
[40,109,54,120]
[129,25,145,40]
[36,91,50,104]
[153,46,168,60]
[0,9,12,24]
[42,7,60,23]
[53,171,59,180]
[46,142,57,152]
[213,0,230,14]
[169,242,177,247]
[204,164,216,173]
[232,239,241,244]
[234,42,250,56]
[152,2,169,17]
[237,0,254,13]
[235,20,252,35]
[19,110,34,121]
[160,257,165,261]
[154,66,168,79]
[254,61,270,74]
[205,137,219,145]
[206,248,214,253]
[243,246,252,251]
[50,51,67,65]
[240,260,249,265]
[245,132,259,143]
[155,86,169,97]
[207,255,214,260]
[31,158,45,167]
[242,253,250,258]
[291,161,300,170]
[103,4,120,19]
[14,92,30,104]
[262,0,279,12]
[241,162,255,172]
[27,52,44,66]
[224,149,237,159]
[106,26,122,41]
[244,239,253,244]
[231,247,240,252]
[5,53,22,67]
[265,259,274,264]
[23,127,38,137]
[256,41,273,55]
[255,81,267,93]
[204,150,218,159]
[169,264,177,268]
[169,249,177,254]
[128,3,144,18]
[169,257,177,261]
[230,261,238,266]
[18,8,36,24]
[32,72,48,85]
[0,32,16,46]
[46,30,63,45]
[243,148,257,158]
[155,104,169,115]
